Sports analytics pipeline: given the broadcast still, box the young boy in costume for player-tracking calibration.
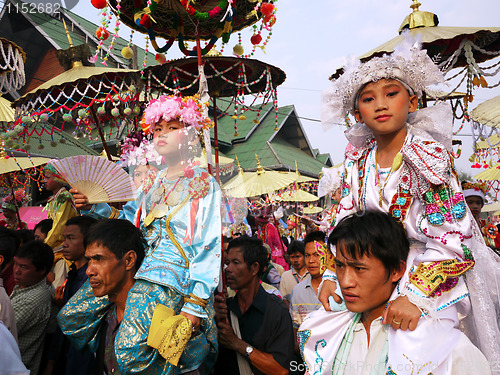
[298,211,490,374]
[1,189,29,230]
[63,95,220,375]
[303,39,500,374]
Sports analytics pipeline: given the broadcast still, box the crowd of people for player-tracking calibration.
[1,38,500,375]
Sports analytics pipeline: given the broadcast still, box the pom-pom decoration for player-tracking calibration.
[96,27,110,41]
[250,34,262,45]
[155,53,167,65]
[91,0,107,9]
[260,2,274,16]
[121,46,133,59]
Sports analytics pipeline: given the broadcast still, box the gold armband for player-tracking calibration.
[184,294,208,309]
[409,259,474,296]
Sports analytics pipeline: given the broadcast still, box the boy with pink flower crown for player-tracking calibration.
[59,95,221,375]
[298,39,500,374]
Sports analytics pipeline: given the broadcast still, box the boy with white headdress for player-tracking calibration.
[298,37,500,374]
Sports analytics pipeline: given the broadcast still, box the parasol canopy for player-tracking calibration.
[146,56,286,97]
[0,96,14,122]
[471,95,500,129]
[275,189,319,203]
[222,156,297,198]
[474,164,500,181]
[330,1,500,81]
[482,202,500,213]
[303,205,323,215]
[107,0,262,41]
[0,37,26,94]
[0,150,49,175]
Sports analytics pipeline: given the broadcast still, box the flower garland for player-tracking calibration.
[140,94,211,134]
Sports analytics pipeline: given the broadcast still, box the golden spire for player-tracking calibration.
[398,0,438,33]
[255,152,265,174]
[235,154,244,174]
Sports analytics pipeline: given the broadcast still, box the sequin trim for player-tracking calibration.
[409,259,474,296]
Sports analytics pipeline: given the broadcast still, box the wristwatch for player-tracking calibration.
[245,345,254,359]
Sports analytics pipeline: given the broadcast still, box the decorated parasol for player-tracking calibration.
[91,0,277,58]
[145,54,286,182]
[7,26,143,161]
[0,96,15,123]
[469,96,500,169]
[0,37,26,94]
[275,189,318,203]
[303,205,323,215]
[331,0,500,131]
[474,164,500,201]
[222,155,297,198]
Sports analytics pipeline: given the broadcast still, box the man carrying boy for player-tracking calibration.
[299,211,490,374]
[58,219,145,375]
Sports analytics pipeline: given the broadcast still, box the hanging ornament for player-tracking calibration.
[96,27,110,41]
[233,44,244,56]
[250,33,262,45]
[122,46,133,59]
[91,0,107,9]
[155,53,166,64]
[260,2,274,16]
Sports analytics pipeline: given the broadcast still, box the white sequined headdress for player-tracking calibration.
[322,33,445,126]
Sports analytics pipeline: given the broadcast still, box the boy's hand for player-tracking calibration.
[69,188,92,211]
[382,295,421,331]
[54,285,65,309]
[318,279,343,311]
[179,311,201,335]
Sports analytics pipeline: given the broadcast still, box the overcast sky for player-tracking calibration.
[72,0,500,176]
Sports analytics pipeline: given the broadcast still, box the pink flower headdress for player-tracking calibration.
[140,94,211,135]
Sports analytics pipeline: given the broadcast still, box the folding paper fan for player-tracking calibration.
[51,155,138,204]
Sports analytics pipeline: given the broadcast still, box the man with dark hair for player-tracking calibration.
[44,215,97,375]
[215,236,294,375]
[58,219,146,374]
[289,231,325,352]
[0,227,18,339]
[280,240,308,307]
[10,240,54,374]
[299,211,490,374]
[34,219,53,242]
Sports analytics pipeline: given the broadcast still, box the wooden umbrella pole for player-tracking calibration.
[212,96,221,184]
[89,106,113,161]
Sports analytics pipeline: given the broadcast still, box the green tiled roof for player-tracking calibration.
[219,103,329,177]
[316,153,331,165]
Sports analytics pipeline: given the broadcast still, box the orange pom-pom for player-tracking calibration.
[91,0,107,9]
[260,2,274,16]
[96,27,109,41]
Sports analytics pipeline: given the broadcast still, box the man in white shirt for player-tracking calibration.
[299,211,491,375]
[280,240,309,307]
